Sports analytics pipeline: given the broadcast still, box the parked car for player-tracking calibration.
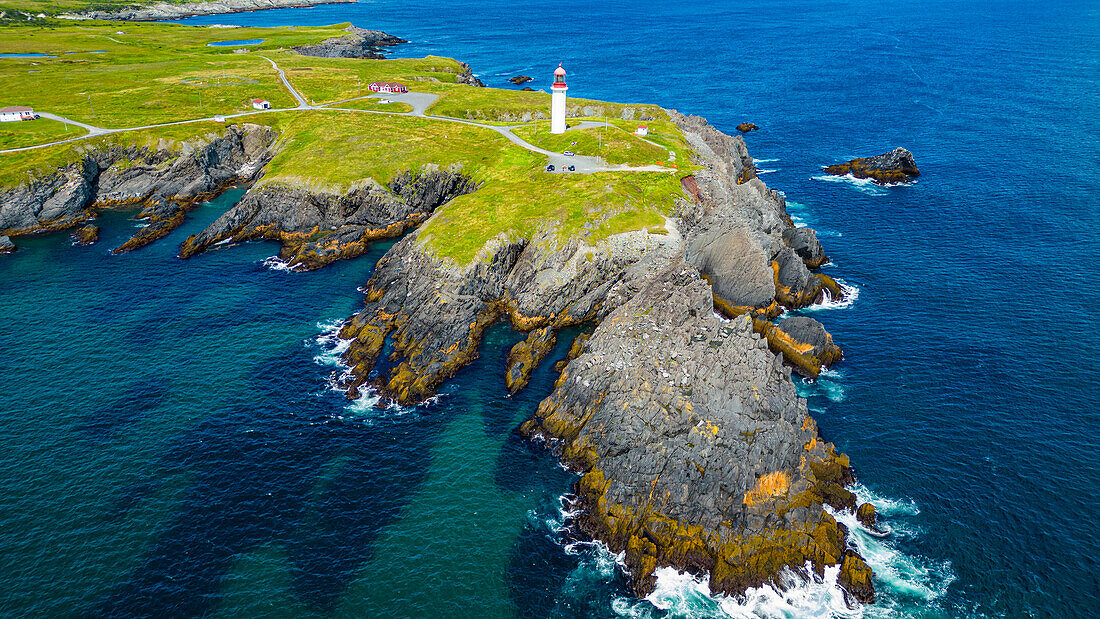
[567,165,576,172]
[545,164,555,172]
[563,151,575,156]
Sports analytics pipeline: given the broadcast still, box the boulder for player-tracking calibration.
[856,502,877,528]
[764,316,843,377]
[736,122,759,133]
[0,235,14,254]
[824,147,919,184]
[508,75,533,85]
[781,226,827,268]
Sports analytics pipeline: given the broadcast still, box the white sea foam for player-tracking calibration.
[312,318,351,367]
[753,158,780,163]
[757,168,779,174]
[810,173,914,195]
[261,256,295,271]
[802,279,861,311]
[798,368,847,402]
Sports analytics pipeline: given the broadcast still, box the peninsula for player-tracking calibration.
[0,19,875,605]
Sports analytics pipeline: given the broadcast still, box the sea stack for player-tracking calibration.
[824,147,920,184]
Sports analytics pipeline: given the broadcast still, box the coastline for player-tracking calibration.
[58,0,355,22]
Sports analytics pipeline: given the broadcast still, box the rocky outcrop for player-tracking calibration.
[736,122,759,133]
[508,75,533,85]
[323,108,868,602]
[0,235,14,254]
[0,123,276,254]
[456,62,485,88]
[519,263,871,602]
[824,147,920,184]
[60,0,353,21]
[71,224,98,246]
[292,26,406,59]
[179,167,476,270]
[504,326,556,394]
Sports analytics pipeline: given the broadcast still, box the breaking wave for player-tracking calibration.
[261,255,296,271]
[803,279,861,311]
[810,173,914,195]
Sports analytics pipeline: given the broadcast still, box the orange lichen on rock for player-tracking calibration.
[743,471,791,506]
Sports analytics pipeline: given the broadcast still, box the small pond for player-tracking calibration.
[206,39,266,47]
[0,53,56,58]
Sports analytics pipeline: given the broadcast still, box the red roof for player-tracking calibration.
[0,106,33,113]
[554,63,566,76]
[251,99,266,103]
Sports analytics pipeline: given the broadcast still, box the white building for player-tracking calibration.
[635,126,649,136]
[0,106,34,122]
[368,82,408,94]
[550,63,567,134]
[251,99,271,110]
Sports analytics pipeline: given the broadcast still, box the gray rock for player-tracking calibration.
[782,226,827,268]
[292,26,406,59]
[687,224,774,310]
[0,235,14,254]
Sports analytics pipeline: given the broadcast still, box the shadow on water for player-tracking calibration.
[89,344,446,616]
[79,378,172,439]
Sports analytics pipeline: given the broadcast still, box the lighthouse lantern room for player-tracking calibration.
[550,63,568,134]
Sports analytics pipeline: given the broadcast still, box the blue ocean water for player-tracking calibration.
[3,0,1098,616]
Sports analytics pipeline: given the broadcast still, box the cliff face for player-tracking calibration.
[334,111,872,602]
[291,26,407,60]
[0,123,276,254]
[180,168,477,269]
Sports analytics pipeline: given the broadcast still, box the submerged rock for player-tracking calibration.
[291,26,406,59]
[508,75,533,85]
[0,235,14,254]
[71,224,99,246]
[824,147,920,184]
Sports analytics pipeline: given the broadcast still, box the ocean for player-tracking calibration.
[3,0,1098,616]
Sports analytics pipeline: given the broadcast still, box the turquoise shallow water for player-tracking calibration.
[4,0,1099,616]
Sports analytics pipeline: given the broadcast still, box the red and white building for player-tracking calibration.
[551,64,567,134]
[368,82,408,94]
[251,99,271,110]
[634,126,649,137]
[0,106,35,122]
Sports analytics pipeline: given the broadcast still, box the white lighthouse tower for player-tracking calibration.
[550,63,568,134]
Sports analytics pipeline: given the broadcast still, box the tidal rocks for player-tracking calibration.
[179,167,476,270]
[292,26,407,59]
[60,0,353,21]
[761,316,843,378]
[0,123,276,254]
[504,326,557,394]
[0,235,14,254]
[508,75,533,85]
[519,262,871,601]
[736,122,759,133]
[824,147,920,185]
[71,224,99,246]
[856,502,877,528]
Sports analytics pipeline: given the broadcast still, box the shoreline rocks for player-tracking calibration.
[59,0,355,22]
[179,167,477,269]
[736,122,759,133]
[0,123,276,254]
[292,25,406,60]
[824,147,919,185]
[71,224,99,246]
[0,235,14,254]
[509,75,533,85]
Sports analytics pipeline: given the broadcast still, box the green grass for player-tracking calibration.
[513,122,670,167]
[0,22,352,129]
[0,118,87,149]
[270,52,469,104]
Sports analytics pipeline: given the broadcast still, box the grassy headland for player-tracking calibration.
[0,20,697,264]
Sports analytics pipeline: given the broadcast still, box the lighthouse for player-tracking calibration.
[550,63,567,134]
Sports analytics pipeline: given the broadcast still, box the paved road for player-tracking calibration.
[1,57,678,176]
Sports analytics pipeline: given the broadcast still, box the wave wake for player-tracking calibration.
[810,173,915,195]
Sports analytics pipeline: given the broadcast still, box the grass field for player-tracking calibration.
[0,118,87,149]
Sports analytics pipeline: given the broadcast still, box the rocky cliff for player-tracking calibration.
[824,147,920,184]
[179,167,477,269]
[60,0,354,22]
[333,110,873,602]
[0,123,276,254]
[291,26,407,60]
